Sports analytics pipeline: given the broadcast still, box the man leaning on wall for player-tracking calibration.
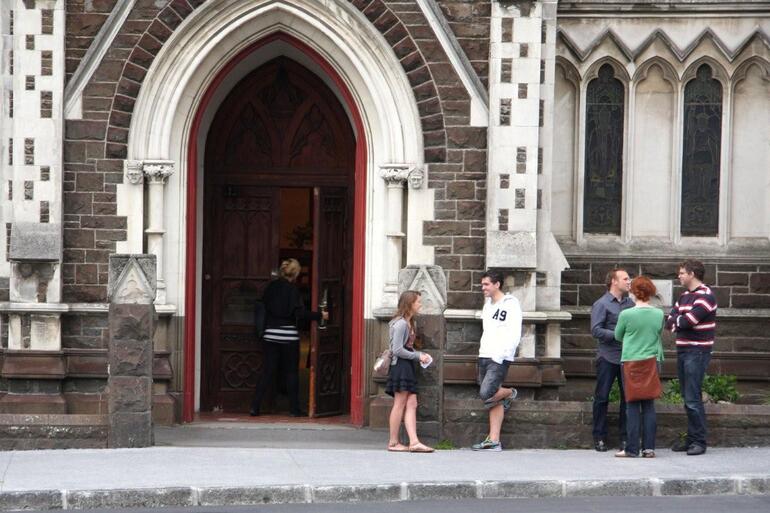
[590,268,633,452]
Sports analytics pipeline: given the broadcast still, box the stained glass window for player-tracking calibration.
[681,64,722,236]
[583,64,625,234]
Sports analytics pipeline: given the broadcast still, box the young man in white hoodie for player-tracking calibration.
[471,270,523,452]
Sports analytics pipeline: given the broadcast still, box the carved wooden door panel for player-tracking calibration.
[203,56,356,415]
[310,187,351,417]
[201,185,279,412]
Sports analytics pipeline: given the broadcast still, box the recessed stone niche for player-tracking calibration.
[7,223,63,351]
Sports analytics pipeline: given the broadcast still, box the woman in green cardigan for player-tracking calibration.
[614,276,665,458]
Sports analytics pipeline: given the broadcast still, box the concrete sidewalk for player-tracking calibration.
[0,423,768,511]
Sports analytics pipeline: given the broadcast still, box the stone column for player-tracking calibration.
[399,265,446,439]
[379,164,411,309]
[107,254,156,448]
[142,161,174,304]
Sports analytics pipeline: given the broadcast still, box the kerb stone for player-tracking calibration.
[199,485,309,506]
[66,488,193,509]
[312,484,402,503]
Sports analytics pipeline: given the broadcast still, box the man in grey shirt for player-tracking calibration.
[591,268,633,452]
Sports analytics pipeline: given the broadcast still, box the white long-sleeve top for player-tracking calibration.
[478,294,522,364]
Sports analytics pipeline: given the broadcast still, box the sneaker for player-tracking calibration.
[471,437,502,452]
[502,389,517,411]
[671,439,690,452]
[594,440,608,452]
[686,444,706,456]
[642,449,656,458]
[614,450,637,458]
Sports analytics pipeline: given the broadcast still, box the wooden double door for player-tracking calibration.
[200,58,355,417]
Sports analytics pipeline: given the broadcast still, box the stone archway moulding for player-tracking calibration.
[124,0,427,424]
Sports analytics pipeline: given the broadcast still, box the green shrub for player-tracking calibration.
[434,439,456,450]
[659,375,739,404]
[609,381,621,404]
[703,374,740,403]
[661,379,683,405]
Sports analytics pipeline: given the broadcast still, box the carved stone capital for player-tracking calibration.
[124,160,144,185]
[408,166,425,189]
[379,164,412,185]
[142,160,175,185]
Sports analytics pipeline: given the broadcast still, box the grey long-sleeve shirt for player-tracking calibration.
[389,317,421,363]
[590,292,634,364]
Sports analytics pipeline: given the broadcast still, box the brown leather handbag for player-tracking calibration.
[622,356,662,402]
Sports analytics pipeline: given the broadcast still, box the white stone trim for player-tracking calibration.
[64,0,137,119]
[124,0,428,411]
[415,0,489,126]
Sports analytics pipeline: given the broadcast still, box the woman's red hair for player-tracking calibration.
[631,276,657,302]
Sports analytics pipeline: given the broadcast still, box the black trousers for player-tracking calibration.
[592,356,627,443]
[251,340,300,415]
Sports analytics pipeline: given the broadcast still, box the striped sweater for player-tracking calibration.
[665,284,717,351]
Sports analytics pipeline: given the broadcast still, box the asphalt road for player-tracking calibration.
[33,496,770,513]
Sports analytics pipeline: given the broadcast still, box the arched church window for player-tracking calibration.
[681,64,722,236]
[583,63,624,234]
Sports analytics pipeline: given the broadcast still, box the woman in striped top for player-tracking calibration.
[250,259,327,417]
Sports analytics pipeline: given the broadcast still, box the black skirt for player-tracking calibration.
[385,357,418,396]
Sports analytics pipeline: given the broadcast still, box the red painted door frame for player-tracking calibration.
[183,33,367,425]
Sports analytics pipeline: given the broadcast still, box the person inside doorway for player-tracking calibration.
[250,258,328,417]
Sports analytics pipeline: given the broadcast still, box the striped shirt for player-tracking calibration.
[263,325,300,344]
[665,284,717,351]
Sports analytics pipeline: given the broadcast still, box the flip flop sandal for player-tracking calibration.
[387,444,409,452]
[408,443,435,453]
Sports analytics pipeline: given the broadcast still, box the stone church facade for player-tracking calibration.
[0,1,768,445]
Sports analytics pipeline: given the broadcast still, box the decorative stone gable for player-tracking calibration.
[399,264,447,315]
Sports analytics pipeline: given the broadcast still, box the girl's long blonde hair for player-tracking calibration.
[393,290,421,330]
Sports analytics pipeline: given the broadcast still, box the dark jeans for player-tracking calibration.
[251,340,300,415]
[592,357,626,443]
[625,399,656,455]
[677,350,712,448]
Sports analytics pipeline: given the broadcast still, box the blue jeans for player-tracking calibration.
[592,357,626,443]
[625,399,656,455]
[677,350,712,448]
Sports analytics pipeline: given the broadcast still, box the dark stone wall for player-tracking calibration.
[561,260,770,309]
[66,0,121,83]
[62,0,490,309]
[436,0,492,87]
[443,399,770,449]
[560,258,770,404]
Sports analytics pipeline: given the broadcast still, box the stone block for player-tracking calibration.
[108,411,152,447]
[108,254,157,303]
[578,285,606,306]
[313,484,402,503]
[9,223,61,262]
[446,181,476,200]
[749,273,770,294]
[564,479,654,497]
[718,272,749,286]
[110,339,152,376]
[408,482,477,500]
[660,478,736,496]
[416,315,446,350]
[66,488,193,509]
[199,485,309,506]
[732,294,770,308]
[109,303,153,341]
[108,376,152,413]
[486,231,536,268]
[481,480,563,499]
[741,477,770,495]
[0,491,62,511]
[399,265,447,314]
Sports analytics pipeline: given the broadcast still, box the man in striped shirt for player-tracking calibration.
[665,259,717,456]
